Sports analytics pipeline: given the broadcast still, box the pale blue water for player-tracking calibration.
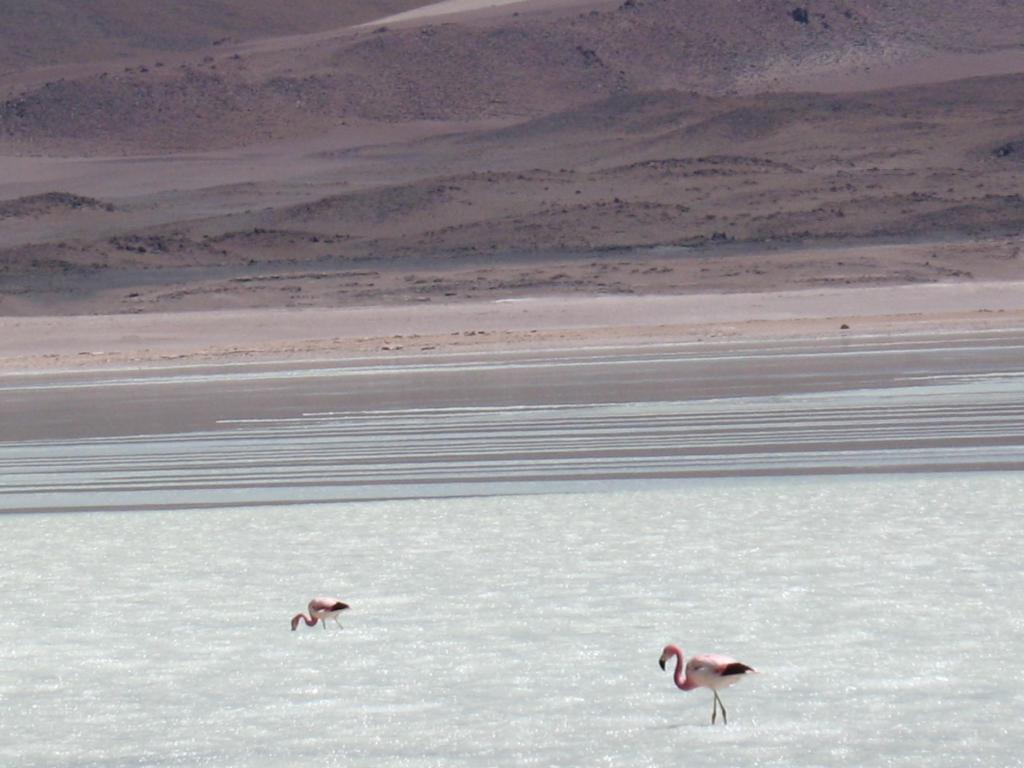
[2,335,1023,766]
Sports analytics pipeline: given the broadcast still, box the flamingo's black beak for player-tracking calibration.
[659,657,667,671]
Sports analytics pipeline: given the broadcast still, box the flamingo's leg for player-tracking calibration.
[710,693,718,724]
[714,691,728,725]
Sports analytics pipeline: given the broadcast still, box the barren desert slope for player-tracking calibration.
[1,0,1023,352]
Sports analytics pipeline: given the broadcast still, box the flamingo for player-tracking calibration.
[291,597,349,631]
[659,644,755,724]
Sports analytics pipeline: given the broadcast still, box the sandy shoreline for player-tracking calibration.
[2,281,1024,374]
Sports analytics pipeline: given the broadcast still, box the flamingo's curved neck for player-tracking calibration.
[291,613,319,630]
[667,645,694,690]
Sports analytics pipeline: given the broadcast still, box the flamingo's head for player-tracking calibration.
[659,644,680,670]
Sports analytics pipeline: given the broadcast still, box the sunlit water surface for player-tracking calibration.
[4,336,1024,766]
[2,475,1022,767]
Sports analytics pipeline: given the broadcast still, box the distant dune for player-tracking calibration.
[363,0,548,26]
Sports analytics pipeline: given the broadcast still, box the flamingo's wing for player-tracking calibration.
[310,596,348,612]
[689,653,732,671]
[690,653,754,675]
[720,661,755,676]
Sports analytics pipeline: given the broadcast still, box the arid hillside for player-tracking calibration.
[5,0,1024,152]
[1,0,1023,314]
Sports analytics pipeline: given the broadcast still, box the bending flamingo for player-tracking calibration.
[659,644,755,724]
[291,597,349,631]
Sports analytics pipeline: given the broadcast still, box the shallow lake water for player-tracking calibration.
[2,476,1022,767]
[2,333,1023,766]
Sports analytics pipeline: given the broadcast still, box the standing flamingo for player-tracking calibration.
[291,597,349,631]
[659,644,755,724]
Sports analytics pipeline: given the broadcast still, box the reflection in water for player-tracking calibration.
[2,370,1023,512]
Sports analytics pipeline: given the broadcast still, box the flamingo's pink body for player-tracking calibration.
[659,644,755,724]
[291,597,349,631]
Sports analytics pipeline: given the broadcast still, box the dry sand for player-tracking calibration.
[362,0,549,26]
[3,281,1023,374]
